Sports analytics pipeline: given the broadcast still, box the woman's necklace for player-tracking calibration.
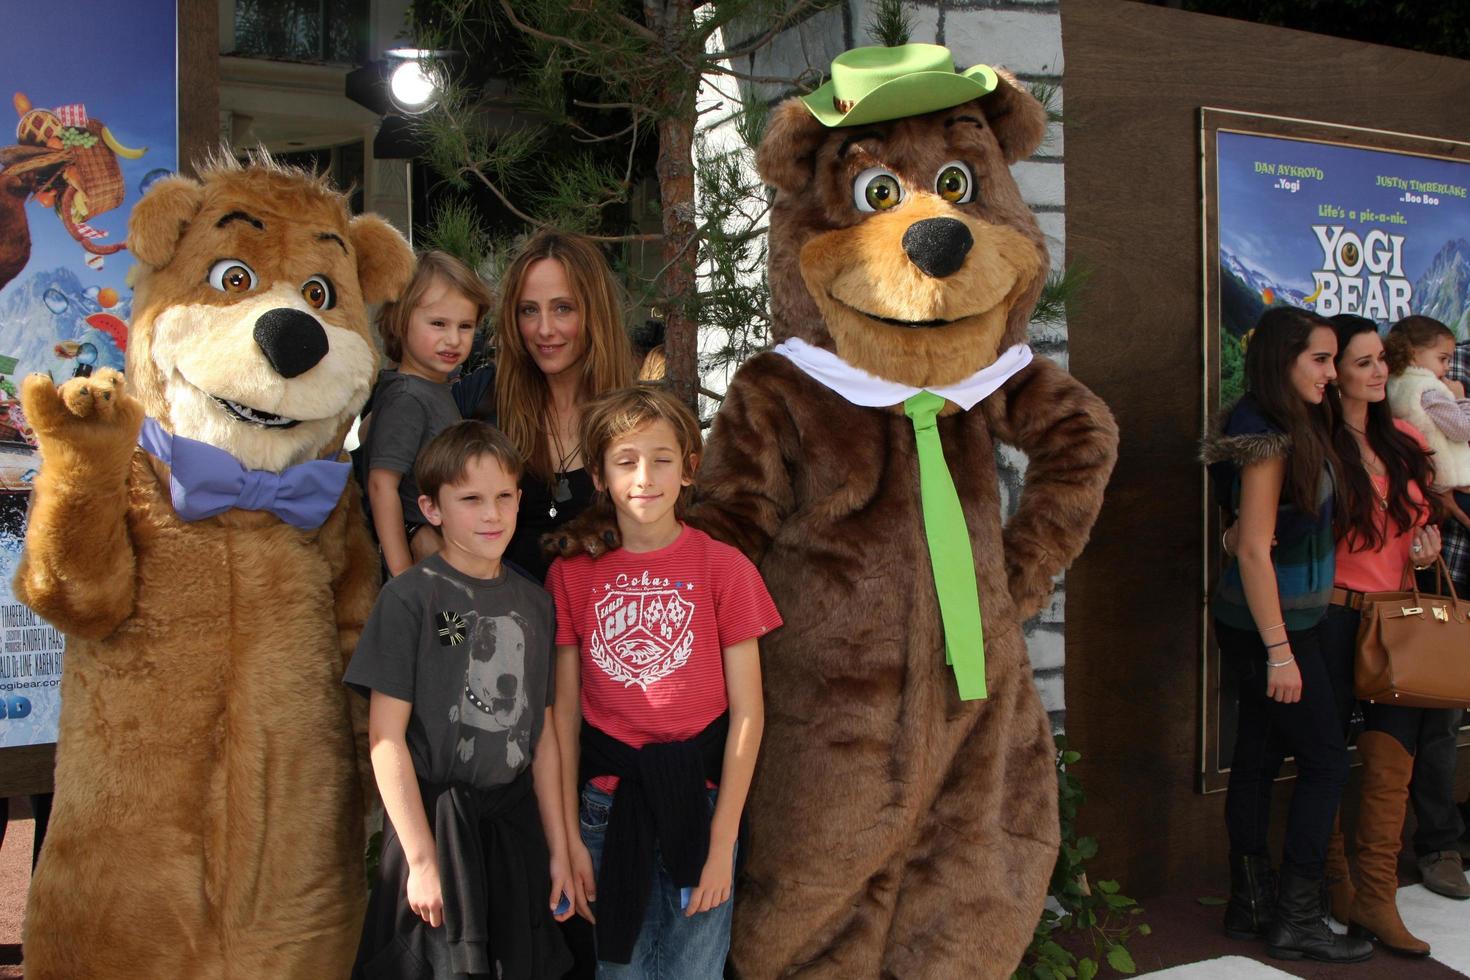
[1347,423,1388,509]
[546,422,577,519]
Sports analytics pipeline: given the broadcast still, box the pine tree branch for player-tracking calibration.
[568,119,640,143]
[571,99,643,111]
[705,61,816,87]
[609,11,659,43]
[707,0,828,60]
[464,164,661,243]
[496,0,592,54]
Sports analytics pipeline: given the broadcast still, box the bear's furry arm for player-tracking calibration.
[687,355,799,564]
[14,372,143,640]
[981,356,1118,621]
[323,477,382,803]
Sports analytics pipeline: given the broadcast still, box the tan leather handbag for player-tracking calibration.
[1355,557,1470,709]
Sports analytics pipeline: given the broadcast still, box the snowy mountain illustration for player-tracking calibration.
[1220,249,1312,310]
[0,266,129,379]
[1412,239,1470,339]
[1219,248,1312,338]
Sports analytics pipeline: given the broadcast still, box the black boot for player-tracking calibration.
[1224,853,1276,939]
[1267,869,1373,963]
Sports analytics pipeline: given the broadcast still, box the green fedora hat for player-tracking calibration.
[801,43,998,129]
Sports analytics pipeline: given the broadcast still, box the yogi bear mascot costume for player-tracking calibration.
[560,45,1119,978]
[14,156,413,980]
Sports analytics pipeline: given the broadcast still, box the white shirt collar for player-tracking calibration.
[771,337,1033,411]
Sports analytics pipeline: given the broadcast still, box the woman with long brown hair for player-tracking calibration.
[1318,314,1445,956]
[454,230,635,582]
[1204,306,1370,963]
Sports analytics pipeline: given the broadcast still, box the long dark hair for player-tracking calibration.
[1243,306,1336,514]
[1327,314,1433,550]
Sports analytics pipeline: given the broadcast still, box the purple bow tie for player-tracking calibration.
[138,417,349,530]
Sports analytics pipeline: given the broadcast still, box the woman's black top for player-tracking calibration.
[454,365,597,583]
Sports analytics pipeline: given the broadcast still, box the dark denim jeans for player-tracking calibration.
[1219,619,1350,879]
[579,784,732,980]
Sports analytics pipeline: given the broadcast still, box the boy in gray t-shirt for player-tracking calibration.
[346,421,573,979]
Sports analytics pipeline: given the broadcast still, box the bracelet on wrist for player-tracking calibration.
[1264,639,1289,650]
[1266,654,1295,668]
[1257,621,1286,634]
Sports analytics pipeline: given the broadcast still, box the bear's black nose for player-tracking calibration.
[253,308,328,379]
[902,217,973,279]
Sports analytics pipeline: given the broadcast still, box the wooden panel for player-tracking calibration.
[0,745,53,798]
[178,0,220,176]
[1061,0,1470,897]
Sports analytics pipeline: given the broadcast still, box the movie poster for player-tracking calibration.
[0,0,177,748]
[1216,128,1470,405]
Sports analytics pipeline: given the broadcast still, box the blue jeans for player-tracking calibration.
[579,783,732,980]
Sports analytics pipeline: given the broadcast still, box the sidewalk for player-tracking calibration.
[1130,886,1469,978]
[0,796,34,980]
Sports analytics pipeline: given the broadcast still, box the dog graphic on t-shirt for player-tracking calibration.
[450,610,531,766]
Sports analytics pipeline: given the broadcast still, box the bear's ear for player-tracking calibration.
[757,98,829,195]
[349,213,415,305]
[127,175,203,269]
[979,69,1048,165]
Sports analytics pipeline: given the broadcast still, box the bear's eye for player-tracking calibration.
[935,161,974,204]
[853,167,904,213]
[207,259,257,294]
[301,275,336,310]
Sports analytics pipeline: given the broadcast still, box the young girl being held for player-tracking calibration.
[1385,315,1470,528]
[366,251,491,575]
[545,387,782,979]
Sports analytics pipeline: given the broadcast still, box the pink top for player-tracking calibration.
[1335,420,1430,593]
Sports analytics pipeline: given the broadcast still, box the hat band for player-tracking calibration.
[834,96,854,114]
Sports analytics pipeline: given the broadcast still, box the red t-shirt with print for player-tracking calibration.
[547,524,782,792]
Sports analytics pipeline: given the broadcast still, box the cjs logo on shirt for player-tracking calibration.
[592,574,696,690]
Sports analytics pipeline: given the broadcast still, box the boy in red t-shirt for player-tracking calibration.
[546,387,781,978]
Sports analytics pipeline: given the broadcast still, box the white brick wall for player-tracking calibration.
[701,0,1070,722]
[945,8,1064,76]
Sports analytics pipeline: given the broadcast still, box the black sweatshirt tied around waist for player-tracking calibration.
[353,769,570,980]
[580,713,729,964]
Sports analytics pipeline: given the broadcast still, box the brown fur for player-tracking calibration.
[553,68,1117,978]
[718,72,1114,978]
[14,162,412,979]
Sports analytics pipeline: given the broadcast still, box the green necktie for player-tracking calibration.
[903,391,987,701]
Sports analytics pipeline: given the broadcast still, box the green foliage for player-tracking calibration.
[1014,736,1148,980]
[1032,264,1091,328]
[420,196,495,274]
[1219,328,1245,406]
[865,0,913,47]
[1027,80,1064,128]
[695,100,774,388]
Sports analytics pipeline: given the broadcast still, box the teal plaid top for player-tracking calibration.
[1205,395,1336,632]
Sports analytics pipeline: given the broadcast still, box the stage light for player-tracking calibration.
[389,60,438,114]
